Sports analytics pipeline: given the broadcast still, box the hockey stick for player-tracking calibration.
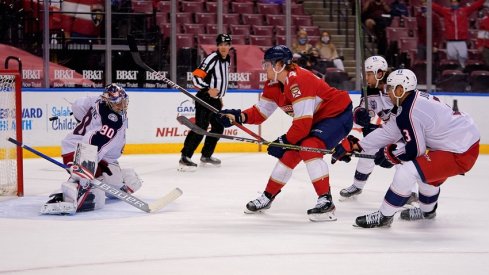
[355,0,368,110]
[126,35,267,142]
[177,116,375,159]
[7,137,182,213]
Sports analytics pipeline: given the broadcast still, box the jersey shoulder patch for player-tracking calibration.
[290,84,302,98]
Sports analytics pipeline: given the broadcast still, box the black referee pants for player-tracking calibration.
[181,90,224,158]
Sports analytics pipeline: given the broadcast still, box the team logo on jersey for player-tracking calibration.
[108,113,118,122]
[290,85,301,98]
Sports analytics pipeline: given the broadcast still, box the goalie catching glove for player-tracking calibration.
[217,109,246,128]
[331,135,361,164]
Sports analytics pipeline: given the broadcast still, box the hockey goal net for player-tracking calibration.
[0,70,23,196]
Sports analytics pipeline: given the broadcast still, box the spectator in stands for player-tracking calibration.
[292,29,313,55]
[416,2,443,61]
[432,0,485,68]
[62,0,105,43]
[477,8,489,65]
[315,31,345,71]
[390,0,409,18]
[362,0,390,55]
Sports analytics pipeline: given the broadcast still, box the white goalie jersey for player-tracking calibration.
[61,96,128,163]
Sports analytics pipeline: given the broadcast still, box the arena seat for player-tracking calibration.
[176,34,195,48]
[197,34,217,45]
[157,1,171,13]
[183,24,205,35]
[437,69,468,92]
[176,13,194,24]
[223,13,240,25]
[180,1,205,13]
[257,3,282,14]
[250,35,274,48]
[230,24,251,35]
[131,0,153,13]
[206,1,229,13]
[195,13,216,24]
[469,70,489,92]
[252,25,274,36]
[242,14,265,25]
[231,2,255,14]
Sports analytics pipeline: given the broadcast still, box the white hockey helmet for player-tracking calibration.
[386,69,417,93]
[386,69,417,105]
[364,56,388,74]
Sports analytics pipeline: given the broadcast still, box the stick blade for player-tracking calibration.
[176,116,206,135]
[148,188,183,213]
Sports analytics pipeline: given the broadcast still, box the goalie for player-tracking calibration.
[41,84,143,215]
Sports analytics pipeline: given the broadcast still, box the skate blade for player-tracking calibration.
[200,162,221,168]
[244,208,269,214]
[177,165,197,172]
[308,212,337,222]
[338,195,359,202]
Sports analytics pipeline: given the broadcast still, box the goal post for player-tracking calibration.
[0,70,23,197]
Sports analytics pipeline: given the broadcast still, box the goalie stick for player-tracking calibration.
[126,35,267,142]
[7,137,182,213]
[177,116,375,159]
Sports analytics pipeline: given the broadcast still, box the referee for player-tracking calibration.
[179,34,232,172]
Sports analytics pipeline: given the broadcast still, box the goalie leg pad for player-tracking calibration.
[121,168,143,194]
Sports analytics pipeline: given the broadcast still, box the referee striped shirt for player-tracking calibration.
[192,51,230,98]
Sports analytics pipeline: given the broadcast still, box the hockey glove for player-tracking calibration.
[331,135,361,164]
[353,107,371,127]
[374,144,401,168]
[267,134,289,159]
[217,109,245,128]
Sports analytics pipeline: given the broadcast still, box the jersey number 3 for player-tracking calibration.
[402,129,412,142]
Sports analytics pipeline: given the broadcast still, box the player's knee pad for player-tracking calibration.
[299,137,324,161]
[121,168,143,193]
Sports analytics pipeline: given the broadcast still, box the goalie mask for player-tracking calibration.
[102,84,129,115]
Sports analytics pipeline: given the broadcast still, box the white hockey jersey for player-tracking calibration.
[360,91,480,161]
[61,96,128,163]
[357,86,394,123]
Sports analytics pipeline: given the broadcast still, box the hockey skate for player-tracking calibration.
[244,191,276,214]
[200,156,221,167]
[40,193,76,215]
[354,211,393,228]
[307,193,337,221]
[400,203,437,221]
[339,185,363,200]
[178,156,197,172]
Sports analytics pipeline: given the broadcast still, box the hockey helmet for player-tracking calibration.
[365,55,388,74]
[216,34,232,45]
[386,69,417,96]
[102,83,129,114]
[263,45,293,66]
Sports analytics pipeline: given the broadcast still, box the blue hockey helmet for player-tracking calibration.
[102,83,129,114]
[263,45,293,65]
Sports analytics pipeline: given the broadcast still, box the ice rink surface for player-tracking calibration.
[1,153,488,274]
